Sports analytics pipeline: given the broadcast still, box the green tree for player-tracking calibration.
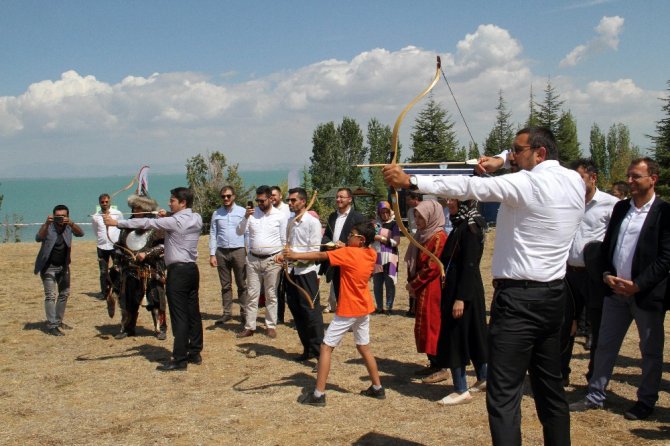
[649,80,670,198]
[526,86,541,128]
[309,121,344,193]
[556,110,581,165]
[338,117,366,187]
[536,79,565,134]
[589,123,608,188]
[409,96,460,162]
[366,118,393,201]
[467,142,481,160]
[185,151,250,232]
[607,123,640,184]
[484,90,514,156]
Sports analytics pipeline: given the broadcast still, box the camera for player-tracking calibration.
[53,216,65,223]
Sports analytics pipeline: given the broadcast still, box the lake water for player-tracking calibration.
[0,170,290,241]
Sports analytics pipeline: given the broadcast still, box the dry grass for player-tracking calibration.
[0,231,668,446]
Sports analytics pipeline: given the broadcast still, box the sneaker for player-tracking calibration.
[360,385,386,400]
[469,380,487,393]
[624,401,653,420]
[156,331,167,341]
[437,391,472,406]
[298,392,326,407]
[569,397,603,412]
[47,327,65,337]
[422,368,450,384]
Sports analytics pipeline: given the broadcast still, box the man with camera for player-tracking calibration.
[34,205,85,336]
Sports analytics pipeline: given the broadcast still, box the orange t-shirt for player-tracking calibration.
[327,246,376,317]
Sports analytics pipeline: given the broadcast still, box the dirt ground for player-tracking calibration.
[1,231,669,446]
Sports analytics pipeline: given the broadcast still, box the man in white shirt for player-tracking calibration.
[384,127,584,446]
[271,185,292,219]
[236,185,287,338]
[91,193,122,298]
[570,158,670,421]
[277,187,324,361]
[562,159,618,386]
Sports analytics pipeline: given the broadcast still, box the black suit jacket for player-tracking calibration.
[318,208,366,279]
[600,196,670,312]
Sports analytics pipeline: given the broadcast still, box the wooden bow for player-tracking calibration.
[283,191,319,309]
[388,56,445,284]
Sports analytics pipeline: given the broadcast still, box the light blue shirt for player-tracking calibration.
[209,204,247,255]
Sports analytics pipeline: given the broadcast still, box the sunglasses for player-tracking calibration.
[256,198,268,204]
[221,194,233,199]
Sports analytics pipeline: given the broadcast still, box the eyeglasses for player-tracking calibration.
[255,198,268,204]
[512,144,535,154]
[220,194,233,199]
[627,174,651,180]
[336,195,351,200]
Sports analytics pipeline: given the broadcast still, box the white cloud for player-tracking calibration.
[560,16,624,67]
[0,22,661,177]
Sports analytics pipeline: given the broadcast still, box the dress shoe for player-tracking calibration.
[156,361,187,372]
[266,328,277,339]
[569,397,603,412]
[413,365,440,377]
[187,353,202,365]
[47,327,65,337]
[59,322,73,330]
[624,401,653,420]
[214,315,232,325]
[422,368,450,384]
[156,331,167,341]
[114,331,135,340]
[437,391,472,406]
[293,353,318,362]
[236,329,254,338]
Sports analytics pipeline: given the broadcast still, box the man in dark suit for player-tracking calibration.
[319,187,366,312]
[570,157,670,421]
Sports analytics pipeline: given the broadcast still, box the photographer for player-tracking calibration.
[34,205,84,336]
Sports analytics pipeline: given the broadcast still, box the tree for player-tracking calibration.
[649,80,670,198]
[607,123,640,184]
[589,123,608,188]
[185,151,251,232]
[526,85,541,128]
[409,96,460,162]
[338,117,366,187]
[536,79,564,134]
[467,142,481,160]
[555,111,580,165]
[484,90,514,156]
[309,122,344,193]
[366,118,393,201]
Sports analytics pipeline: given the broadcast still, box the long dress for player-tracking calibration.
[436,219,487,369]
[409,231,447,356]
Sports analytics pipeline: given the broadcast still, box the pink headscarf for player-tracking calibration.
[404,200,445,276]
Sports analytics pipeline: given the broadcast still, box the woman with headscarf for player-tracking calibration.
[405,200,448,375]
[372,201,401,314]
[434,199,488,406]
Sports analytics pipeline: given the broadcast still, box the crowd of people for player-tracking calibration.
[33,126,669,444]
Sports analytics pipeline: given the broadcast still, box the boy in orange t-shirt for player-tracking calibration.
[284,222,384,406]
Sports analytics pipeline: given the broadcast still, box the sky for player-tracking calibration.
[0,0,669,178]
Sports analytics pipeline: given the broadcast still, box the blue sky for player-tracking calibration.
[1,0,669,177]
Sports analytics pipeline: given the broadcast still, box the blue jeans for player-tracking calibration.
[373,272,395,310]
[452,362,488,393]
[41,264,70,328]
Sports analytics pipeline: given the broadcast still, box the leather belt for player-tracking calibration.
[251,251,280,259]
[493,279,563,290]
[566,265,586,272]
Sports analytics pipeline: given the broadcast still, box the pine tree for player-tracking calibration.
[409,96,460,162]
[589,123,608,188]
[366,118,393,201]
[556,111,581,165]
[467,142,481,160]
[536,79,565,134]
[607,123,640,184]
[484,90,515,156]
[649,80,670,198]
[338,117,366,187]
[309,122,344,193]
[526,86,541,128]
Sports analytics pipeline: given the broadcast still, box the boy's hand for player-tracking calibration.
[282,247,295,260]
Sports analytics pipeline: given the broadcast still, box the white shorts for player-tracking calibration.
[323,314,370,347]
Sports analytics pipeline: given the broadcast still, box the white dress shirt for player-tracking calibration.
[416,160,585,282]
[567,189,619,266]
[287,212,322,275]
[613,195,655,281]
[237,206,287,256]
[92,208,123,249]
[332,208,350,242]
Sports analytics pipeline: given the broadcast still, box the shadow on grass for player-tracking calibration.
[74,343,171,364]
[631,423,670,441]
[231,372,348,395]
[353,431,425,446]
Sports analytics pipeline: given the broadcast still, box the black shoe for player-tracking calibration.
[360,385,386,400]
[214,315,232,325]
[187,353,202,365]
[156,331,167,341]
[569,398,603,412]
[624,401,653,420]
[114,331,134,340]
[298,392,326,406]
[293,354,310,362]
[59,322,73,330]
[156,361,187,372]
[584,335,592,351]
[47,327,65,337]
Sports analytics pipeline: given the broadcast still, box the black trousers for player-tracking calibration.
[285,271,324,358]
[487,282,571,446]
[97,248,114,295]
[166,263,202,363]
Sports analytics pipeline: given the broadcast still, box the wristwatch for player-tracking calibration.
[408,175,419,191]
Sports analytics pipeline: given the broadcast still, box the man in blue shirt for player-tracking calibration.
[209,186,248,325]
